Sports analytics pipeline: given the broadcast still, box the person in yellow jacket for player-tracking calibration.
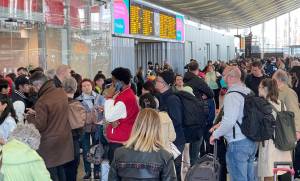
[1,123,52,181]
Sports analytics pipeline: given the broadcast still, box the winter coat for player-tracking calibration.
[158,89,185,146]
[1,139,52,181]
[278,84,300,132]
[11,90,33,108]
[159,112,176,152]
[184,71,214,99]
[27,80,74,168]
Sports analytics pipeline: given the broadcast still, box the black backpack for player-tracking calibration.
[271,101,297,151]
[229,91,275,142]
[174,91,207,128]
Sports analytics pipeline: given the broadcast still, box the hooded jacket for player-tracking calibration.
[183,71,214,99]
[1,139,51,181]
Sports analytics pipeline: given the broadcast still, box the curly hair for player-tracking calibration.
[9,123,41,150]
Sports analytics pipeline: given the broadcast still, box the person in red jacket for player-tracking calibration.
[104,67,139,163]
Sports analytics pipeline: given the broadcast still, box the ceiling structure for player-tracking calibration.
[145,0,300,29]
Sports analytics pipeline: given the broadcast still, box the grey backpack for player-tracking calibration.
[272,101,297,151]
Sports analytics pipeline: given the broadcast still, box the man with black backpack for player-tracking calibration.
[155,70,185,181]
[184,61,215,167]
[209,66,258,181]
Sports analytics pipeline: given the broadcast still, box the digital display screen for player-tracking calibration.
[159,13,176,39]
[130,3,154,36]
[113,0,184,41]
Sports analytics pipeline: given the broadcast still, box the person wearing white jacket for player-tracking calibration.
[0,95,17,144]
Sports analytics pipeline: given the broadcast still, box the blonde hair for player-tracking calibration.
[125,108,164,152]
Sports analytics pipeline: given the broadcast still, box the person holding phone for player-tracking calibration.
[104,67,139,163]
[76,79,104,180]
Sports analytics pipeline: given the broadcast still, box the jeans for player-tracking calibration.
[226,138,257,181]
[81,132,100,174]
[64,138,80,181]
[174,144,185,181]
[189,137,203,166]
[48,165,66,181]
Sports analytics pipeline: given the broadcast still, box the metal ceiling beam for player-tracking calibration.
[144,0,300,28]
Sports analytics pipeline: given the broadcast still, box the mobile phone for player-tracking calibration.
[115,81,123,92]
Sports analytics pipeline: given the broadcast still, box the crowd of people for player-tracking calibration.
[0,56,299,181]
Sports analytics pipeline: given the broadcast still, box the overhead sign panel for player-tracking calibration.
[130,2,154,36]
[113,0,184,42]
[113,0,130,34]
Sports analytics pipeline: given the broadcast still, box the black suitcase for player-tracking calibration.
[185,141,220,181]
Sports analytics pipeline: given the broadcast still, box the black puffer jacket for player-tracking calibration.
[108,147,177,181]
[183,71,214,99]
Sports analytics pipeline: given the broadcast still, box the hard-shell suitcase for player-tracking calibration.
[273,162,295,181]
[185,141,220,181]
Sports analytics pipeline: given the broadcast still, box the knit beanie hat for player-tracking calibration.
[15,75,29,90]
[158,70,175,86]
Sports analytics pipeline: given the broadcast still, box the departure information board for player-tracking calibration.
[130,3,154,36]
[159,13,176,39]
[113,0,184,41]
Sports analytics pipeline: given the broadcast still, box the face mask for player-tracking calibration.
[115,81,123,92]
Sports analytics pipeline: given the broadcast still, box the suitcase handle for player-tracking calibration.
[274,162,293,168]
[273,168,295,175]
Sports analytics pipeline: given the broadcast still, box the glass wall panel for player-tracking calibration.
[277,14,289,48]
[0,22,39,74]
[264,19,276,51]
[46,27,63,70]
[290,8,300,46]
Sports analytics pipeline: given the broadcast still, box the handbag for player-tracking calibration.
[86,143,105,165]
[169,142,181,159]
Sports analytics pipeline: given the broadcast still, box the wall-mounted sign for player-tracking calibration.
[130,3,154,36]
[159,12,176,39]
[129,1,184,41]
[176,15,184,42]
[113,0,130,34]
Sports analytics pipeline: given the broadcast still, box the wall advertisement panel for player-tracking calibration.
[113,0,130,34]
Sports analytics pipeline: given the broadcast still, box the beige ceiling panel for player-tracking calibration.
[145,0,300,28]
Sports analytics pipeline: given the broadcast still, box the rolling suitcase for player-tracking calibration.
[185,141,220,181]
[273,162,295,181]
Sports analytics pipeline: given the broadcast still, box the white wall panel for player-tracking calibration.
[185,24,235,69]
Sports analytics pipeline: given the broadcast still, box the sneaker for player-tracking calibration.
[83,172,91,180]
[94,173,100,180]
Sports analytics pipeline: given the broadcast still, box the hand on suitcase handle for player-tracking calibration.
[273,168,295,175]
[273,162,295,177]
